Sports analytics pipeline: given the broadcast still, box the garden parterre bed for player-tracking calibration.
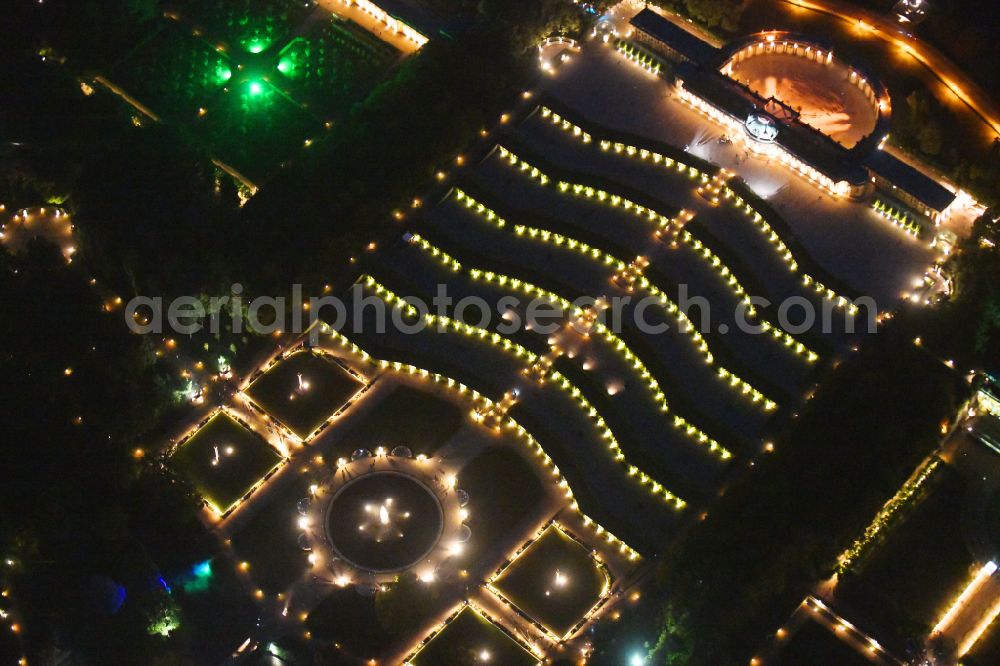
[491,523,608,639]
[244,349,363,440]
[170,411,284,515]
[326,384,465,459]
[409,605,539,666]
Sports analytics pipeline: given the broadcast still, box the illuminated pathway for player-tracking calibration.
[757,595,902,665]
[0,206,77,263]
[930,561,1000,658]
[519,97,920,315]
[607,0,999,141]
[357,274,698,501]
[193,329,646,663]
[311,331,647,663]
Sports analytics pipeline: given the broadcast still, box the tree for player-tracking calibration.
[71,124,239,299]
[677,0,745,32]
[652,603,694,664]
[243,23,542,294]
[918,120,944,156]
[0,240,205,664]
[593,331,965,664]
[927,213,1000,369]
[35,0,159,68]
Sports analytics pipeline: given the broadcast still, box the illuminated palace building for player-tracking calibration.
[340,0,439,48]
[629,9,958,227]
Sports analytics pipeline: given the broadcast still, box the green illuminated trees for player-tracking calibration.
[113,25,235,121]
[145,595,181,637]
[186,0,311,55]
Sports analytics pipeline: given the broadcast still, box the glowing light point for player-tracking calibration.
[296,372,310,394]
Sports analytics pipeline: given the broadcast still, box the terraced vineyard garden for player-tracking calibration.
[6,1,999,664]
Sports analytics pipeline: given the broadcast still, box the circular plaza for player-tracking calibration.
[304,449,470,584]
[721,33,888,148]
[325,471,444,573]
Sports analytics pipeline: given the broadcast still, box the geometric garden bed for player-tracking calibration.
[170,410,284,515]
[244,349,364,440]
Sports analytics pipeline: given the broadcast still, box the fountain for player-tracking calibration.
[360,497,412,544]
[322,469,447,574]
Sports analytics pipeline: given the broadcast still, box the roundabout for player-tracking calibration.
[303,449,469,585]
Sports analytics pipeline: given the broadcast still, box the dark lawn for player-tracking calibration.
[410,606,539,666]
[777,618,873,666]
[987,485,1000,554]
[456,445,548,571]
[492,524,607,638]
[836,466,974,640]
[197,79,322,181]
[305,587,391,658]
[171,412,283,514]
[245,350,363,439]
[329,385,463,459]
[230,472,313,595]
[0,630,20,666]
[306,578,455,659]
